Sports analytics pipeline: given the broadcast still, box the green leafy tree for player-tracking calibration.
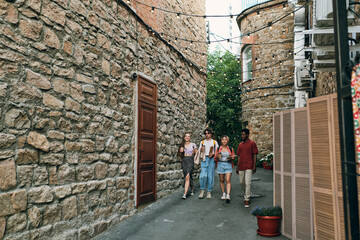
[207,50,242,147]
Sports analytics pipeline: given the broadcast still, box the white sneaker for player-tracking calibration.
[206,192,212,199]
[226,194,231,203]
[221,193,226,200]
[190,190,194,196]
[198,190,205,199]
[182,194,186,199]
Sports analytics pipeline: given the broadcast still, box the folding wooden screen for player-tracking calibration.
[307,94,345,240]
[275,93,360,239]
[273,107,313,240]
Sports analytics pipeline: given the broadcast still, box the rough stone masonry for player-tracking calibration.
[237,0,295,155]
[0,0,207,239]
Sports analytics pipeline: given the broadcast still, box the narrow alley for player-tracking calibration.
[93,168,288,240]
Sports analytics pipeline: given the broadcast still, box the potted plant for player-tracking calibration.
[251,205,282,237]
[257,153,273,170]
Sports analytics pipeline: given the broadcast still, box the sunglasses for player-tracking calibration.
[205,132,211,135]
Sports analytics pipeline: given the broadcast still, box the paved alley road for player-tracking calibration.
[93,168,288,240]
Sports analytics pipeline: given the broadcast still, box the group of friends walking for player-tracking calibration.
[178,128,258,208]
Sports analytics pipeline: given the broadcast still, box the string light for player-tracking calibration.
[127,0,310,75]
[154,20,306,46]
[127,0,130,4]
[268,22,273,30]
[132,0,308,20]
[131,0,311,63]
[151,7,155,13]
[283,3,286,10]
[120,0,206,75]
[177,13,180,18]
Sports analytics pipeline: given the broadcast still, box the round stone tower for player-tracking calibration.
[236,0,295,154]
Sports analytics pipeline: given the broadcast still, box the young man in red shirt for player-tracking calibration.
[236,128,258,208]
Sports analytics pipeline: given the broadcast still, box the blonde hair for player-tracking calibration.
[221,135,229,142]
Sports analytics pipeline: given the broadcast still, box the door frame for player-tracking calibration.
[134,72,157,207]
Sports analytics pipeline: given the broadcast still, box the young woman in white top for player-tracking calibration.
[198,128,219,199]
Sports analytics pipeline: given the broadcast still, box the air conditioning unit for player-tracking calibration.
[316,0,334,21]
[296,60,312,90]
[315,0,350,26]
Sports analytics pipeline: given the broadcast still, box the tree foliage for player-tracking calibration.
[207,50,242,146]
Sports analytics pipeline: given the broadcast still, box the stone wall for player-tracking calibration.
[130,0,207,69]
[0,0,206,239]
[315,72,336,97]
[310,4,360,97]
[237,0,295,155]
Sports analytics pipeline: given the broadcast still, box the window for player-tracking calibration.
[242,45,253,82]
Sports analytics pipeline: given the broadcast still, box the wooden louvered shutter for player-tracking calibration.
[293,108,313,240]
[308,95,338,239]
[330,94,346,239]
[273,113,282,207]
[282,110,293,238]
[273,108,313,240]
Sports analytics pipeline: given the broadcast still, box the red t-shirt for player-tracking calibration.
[236,139,259,171]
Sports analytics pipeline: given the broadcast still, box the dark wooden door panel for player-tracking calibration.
[140,104,155,134]
[137,76,157,206]
[139,79,156,103]
[140,170,154,193]
[139,138,155,165]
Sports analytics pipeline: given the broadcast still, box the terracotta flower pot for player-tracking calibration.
[262,162,272,170]
[256,215,281,237]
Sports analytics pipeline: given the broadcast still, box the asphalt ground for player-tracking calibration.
[93,168,289,240]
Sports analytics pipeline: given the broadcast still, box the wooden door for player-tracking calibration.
[137,75,157,206]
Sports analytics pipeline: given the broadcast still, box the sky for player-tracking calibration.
[206,0,243,56]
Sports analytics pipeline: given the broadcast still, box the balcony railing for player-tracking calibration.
[241,0,271,11]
